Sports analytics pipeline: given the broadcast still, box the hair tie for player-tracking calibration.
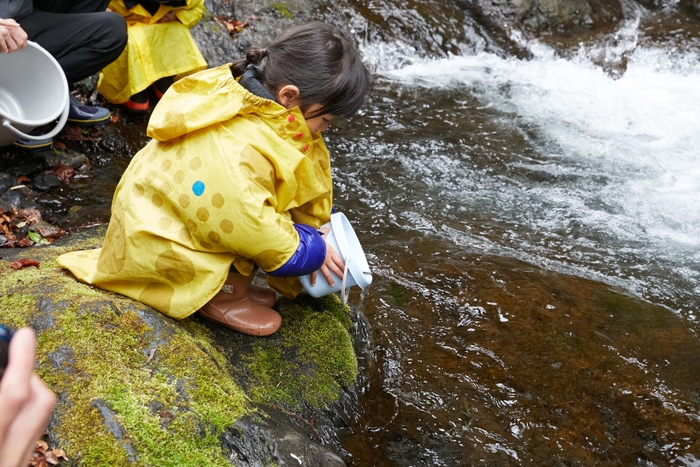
[261,48,268,57]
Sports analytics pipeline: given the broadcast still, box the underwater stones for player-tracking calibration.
[223,411,346,467]
[32,173,62,191]
[42,149,87,169]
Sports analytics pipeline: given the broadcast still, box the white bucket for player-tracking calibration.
[0,41,70,147]
[299,212,373,298]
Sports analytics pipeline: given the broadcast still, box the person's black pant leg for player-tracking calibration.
[19,9,126,84]
[32,0,112,14]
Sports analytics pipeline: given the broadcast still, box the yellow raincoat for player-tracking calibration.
[98,0,207,104]
[58,64,333,319]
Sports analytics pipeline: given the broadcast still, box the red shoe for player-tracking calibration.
[152,76,174,101]
[124,90,149,114]
[151,84,165,101]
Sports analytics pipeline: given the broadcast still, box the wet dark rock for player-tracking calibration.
[5,161,46,178]
[0,188,24,210]
[0,173,16,193]
[223,409,346,467]
[32,173,62,191]
[34,297,59,330]
[42,149,87,169]
[91,399,140,462]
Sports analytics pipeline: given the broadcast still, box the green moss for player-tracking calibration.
[596,288,674,333]
[268,2,294,19]
[32,302,249,466]
[390,282,407,307]
[246,294,358,410]
[1,229,361,464]
[0,293,35,328]
[1,236,250,466]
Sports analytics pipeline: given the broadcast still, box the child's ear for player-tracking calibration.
[277,85,301,109]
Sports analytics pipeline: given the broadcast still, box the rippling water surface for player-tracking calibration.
[328,24,700,466]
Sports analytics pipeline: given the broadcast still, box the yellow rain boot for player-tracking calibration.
[199,273,281,336]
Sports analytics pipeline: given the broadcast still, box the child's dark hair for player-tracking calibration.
[231,22,370,119]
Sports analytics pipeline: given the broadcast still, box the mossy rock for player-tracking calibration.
[0,227,358,466]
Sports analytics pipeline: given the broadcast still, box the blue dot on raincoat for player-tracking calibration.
[192,181,205,196]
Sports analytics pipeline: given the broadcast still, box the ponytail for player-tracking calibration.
[231,47,269,78]
[231,23,370,118]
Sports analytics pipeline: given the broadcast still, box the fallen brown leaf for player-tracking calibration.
[32,221,65,239]
[29,440,68,467]
[44,451,59,465]
[213,16,250,34]
[17,208,42,225]
[10,258,40,269]
[53,165,75,183]
[63,124,102,142]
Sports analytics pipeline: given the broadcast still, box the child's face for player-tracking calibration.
[303,103,336,134]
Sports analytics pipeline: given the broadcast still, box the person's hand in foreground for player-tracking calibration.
[0,19,28,54]
[310,226,346,287]
[0,328,56,467]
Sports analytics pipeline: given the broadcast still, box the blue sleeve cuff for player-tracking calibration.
[267,224,326,277]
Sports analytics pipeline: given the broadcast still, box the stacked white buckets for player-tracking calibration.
[299,213,373,299]
[0,41,69,146]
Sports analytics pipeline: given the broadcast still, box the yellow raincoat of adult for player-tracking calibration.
[58,64,333,319]
[98,0,207,104]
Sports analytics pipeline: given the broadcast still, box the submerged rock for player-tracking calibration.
[0,226,365,466]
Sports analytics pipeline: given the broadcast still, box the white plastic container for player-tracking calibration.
[299,212,372,298]
[0,41,69,146]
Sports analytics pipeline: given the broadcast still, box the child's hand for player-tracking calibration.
[156,11,178,23]
[310,226,345,287]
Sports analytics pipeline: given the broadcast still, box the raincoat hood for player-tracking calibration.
[149,64,283,141]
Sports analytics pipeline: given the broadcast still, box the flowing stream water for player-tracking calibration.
[326,12,700,467]
[29,3,700,465]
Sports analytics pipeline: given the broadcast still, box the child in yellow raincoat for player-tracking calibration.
[98,0,207,113]
[58,23,371,336]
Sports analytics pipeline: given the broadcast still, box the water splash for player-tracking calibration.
[363,28,700,315]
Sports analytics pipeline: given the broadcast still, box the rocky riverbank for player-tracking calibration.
[1,226,368,466]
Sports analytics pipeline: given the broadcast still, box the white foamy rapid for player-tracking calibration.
[362,26,700,314]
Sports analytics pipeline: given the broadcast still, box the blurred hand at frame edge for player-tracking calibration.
[0,328,56,467]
